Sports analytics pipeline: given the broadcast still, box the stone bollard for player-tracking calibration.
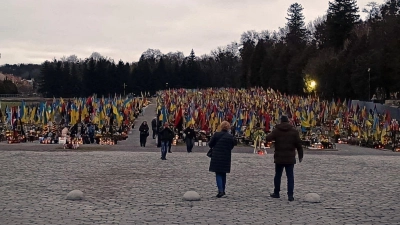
[66,190,84,201]
[183,191,201,201]
[304,193,320,203]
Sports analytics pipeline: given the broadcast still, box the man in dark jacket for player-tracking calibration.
[183,124,196,153]
[168,124,174,153]
[151,117,157,139]
[265,115,303,201]
[157,119,163,147]
[158,122,174,160]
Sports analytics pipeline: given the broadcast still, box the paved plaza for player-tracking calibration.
[0,103,399,224]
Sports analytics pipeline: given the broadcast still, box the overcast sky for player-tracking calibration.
[0,0,385,65]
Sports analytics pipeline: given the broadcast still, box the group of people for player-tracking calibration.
[208,115,303,200]
[137,119,174,155]
[137,118,197,160]
[136,96,304,201]
[140,113,304,201]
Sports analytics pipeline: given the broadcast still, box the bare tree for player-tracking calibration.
[141,49,163,61]
[362,2,380,20]
[66,55,79,63]
[90,52,103,61]
[240,30,260,45]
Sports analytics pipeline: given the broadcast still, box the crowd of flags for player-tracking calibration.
[1,94,148,129]
[157,88,398,143]
[1,88,397,143]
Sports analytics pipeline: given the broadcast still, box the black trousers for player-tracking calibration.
[168,139,172,151]
[140,135,147,146]
[157,134,161,147]
[274,164,294,197]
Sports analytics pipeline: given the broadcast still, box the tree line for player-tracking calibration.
[4,0,400,100]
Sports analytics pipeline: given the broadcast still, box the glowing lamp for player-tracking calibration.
[310,81,316,88]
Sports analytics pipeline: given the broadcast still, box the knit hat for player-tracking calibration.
[281,115,289,123]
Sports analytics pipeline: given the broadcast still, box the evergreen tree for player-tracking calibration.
[83,58,98,96]
[187,49,199,88]
[381,0,400,17]
[249,40,265,87]
[38,60,57,97]
[135,55,152,93]
[154,57,167,90]
[240,41,255,88]
[286,3,308,48]
[179,61,188,88]
[326,0,360,50]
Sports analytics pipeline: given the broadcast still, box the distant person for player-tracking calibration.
[139,121,149,147]
[208,121,237,198]
[168,124,175,153]
[158,122,174,160]
[151,117,157,139]
[157,119,163,147]
[140,107,145,116]
[265,115,304,202]
[183,124,196,153]
[88,123,95,144]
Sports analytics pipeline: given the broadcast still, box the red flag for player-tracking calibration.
[174,107,182,127]
[386,111,391,123]
[264,113,271,132]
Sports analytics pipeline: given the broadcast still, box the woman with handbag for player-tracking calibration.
[139,121,150,147]
[208,121,237,198]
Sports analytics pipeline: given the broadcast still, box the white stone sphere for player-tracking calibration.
[304,193,320,203]
[183,191,201,201]
[66,190,84,200]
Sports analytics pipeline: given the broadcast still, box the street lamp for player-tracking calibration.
[123,83,127,97]
[368,68,371,100]
[310,80,317,96]
[166,83,168,89]
[310,80,316,89]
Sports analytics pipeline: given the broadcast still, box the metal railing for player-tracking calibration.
[0,94,23,98]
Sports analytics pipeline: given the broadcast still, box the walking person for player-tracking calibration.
[157,119,163,148]
[88,123,95,144]
[151,117,157,139]
[139,121,150,147]
[183,124,196,153]
[168,123,174,153]
[158,122,174,160]
[265,115,304,201]
[208,121,237,198]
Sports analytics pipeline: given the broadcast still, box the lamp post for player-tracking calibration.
[123,83,127,97]
[310,80,317,97]
[368,68,371,100]
[166,83,168,89]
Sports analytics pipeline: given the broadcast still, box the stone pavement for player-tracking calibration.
[0,149,399,224]
[1,100,400,224]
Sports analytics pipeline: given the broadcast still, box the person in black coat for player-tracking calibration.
[208,121,237,198]
[183,124,196,153]
[151,117,157,139]
[168,124,175,153]
[157,119,163,148]
[139,121,149,147]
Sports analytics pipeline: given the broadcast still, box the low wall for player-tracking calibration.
[351,100,400,120]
